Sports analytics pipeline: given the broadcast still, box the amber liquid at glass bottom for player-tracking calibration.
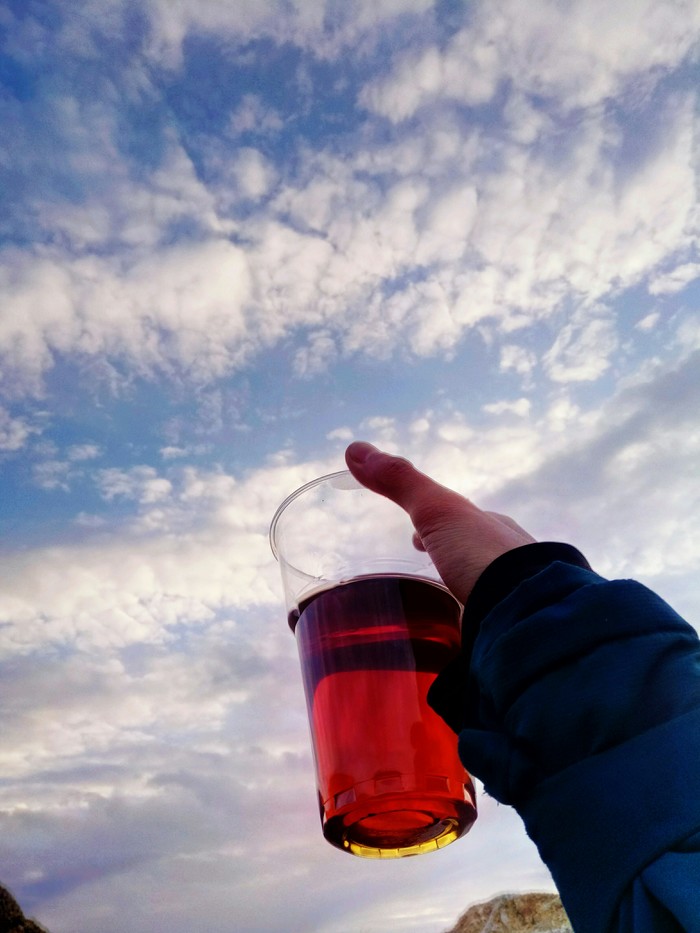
[290,574,477,858]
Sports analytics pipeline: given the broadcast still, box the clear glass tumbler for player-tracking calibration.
[270,470,477,858]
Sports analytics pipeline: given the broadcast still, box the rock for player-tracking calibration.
[0,884,47,933]
[447,892,572,933]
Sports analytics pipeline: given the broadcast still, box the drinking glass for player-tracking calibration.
[270,470,477,858]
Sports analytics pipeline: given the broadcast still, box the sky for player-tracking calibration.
[0,1,699,930]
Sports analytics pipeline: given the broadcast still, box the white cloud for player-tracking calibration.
[160,444,211,460]
[161,445,190,460]
[0,407,33,450]
[2,347,699,931]
[3,71,226,254]
[503,92,554,146]
[2,10,698,394]
[0,457,336,657]
[293,330,337,377]
[214,147,279,206]
[250,86,696,373]
[67,443,101,462]
[98,466,173,504]
[325,426,353,441]
[244,219,337,340]
[543,307,618,383]
[0,238,251,393]
[30,443,103,491]
[229,94,284,136]
[359,30,500,120]
[414,184,478,266]
[499,344,537,378]
[636,311,661,332]
[361,0,700,121]
[648,262,700,295]
[673,312,700,354]
[483,398,531,417]
[31,460,74,492]
[128,0,436,70]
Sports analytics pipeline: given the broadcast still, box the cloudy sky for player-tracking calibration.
[0,1,699,931]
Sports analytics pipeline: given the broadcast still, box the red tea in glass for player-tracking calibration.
[290,574,476,857]
[271,471,477,858]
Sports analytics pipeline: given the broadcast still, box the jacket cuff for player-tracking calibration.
[428,543,591,734]
[465,542,592,626]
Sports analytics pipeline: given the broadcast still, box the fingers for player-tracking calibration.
[345,441,535,605]
[345,441,420,504]
[345,441,475,536]
[346,441,451,514]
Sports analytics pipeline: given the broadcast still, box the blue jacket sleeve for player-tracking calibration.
[428,543,700,933]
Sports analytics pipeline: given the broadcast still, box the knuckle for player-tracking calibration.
[377,455,415,490]
[412,494,471,537]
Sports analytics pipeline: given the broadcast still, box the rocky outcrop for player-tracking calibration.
[0,884,46,933]
[447,892,572,933]
[0,882,569,933]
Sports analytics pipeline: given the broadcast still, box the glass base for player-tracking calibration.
[322,784,477,858]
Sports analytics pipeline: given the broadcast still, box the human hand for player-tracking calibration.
[345,441,535,605]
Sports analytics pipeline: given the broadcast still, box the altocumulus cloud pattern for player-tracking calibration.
[0,2,699,931]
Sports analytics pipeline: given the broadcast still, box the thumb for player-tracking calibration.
[344,441,533,605]
[345,441,467,527]
[345,441,483,604]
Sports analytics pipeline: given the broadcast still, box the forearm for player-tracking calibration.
[429,544,700,931]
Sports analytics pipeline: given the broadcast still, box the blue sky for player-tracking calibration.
[0,1,699,931]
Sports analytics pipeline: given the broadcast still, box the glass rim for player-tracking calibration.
[269,469,358,561]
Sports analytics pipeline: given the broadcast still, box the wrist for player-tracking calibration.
[465,542,592,626]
